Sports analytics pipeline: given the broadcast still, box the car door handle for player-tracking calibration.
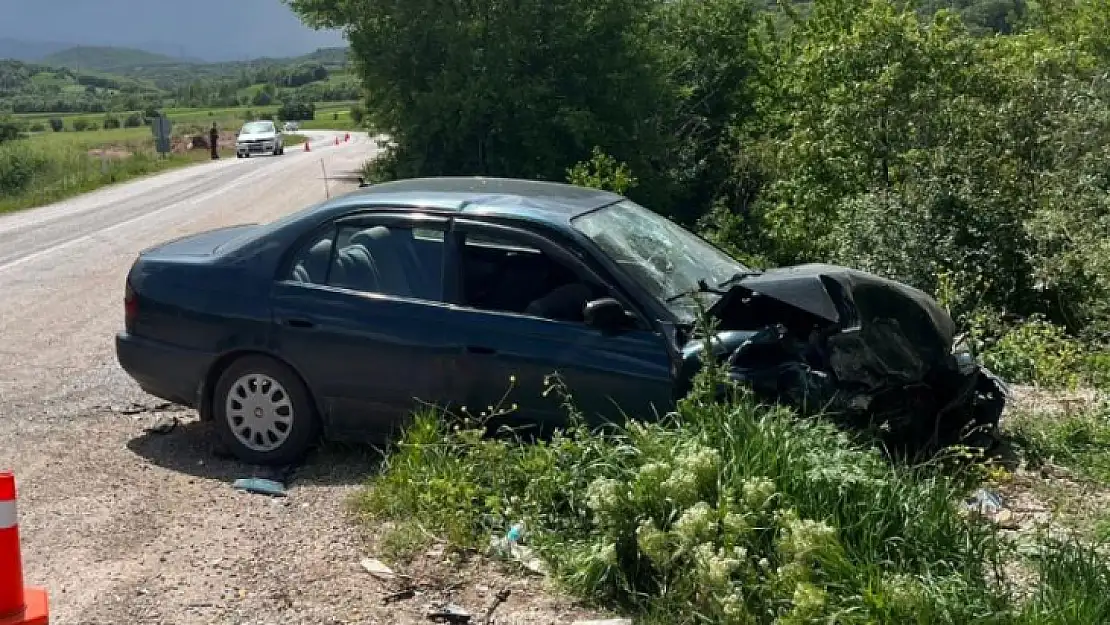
[465,345,497,355]
[281,317,316,329]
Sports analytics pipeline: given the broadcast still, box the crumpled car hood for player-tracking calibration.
[698,262,1005,454]
[728,263,957,388]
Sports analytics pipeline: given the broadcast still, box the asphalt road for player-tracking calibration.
[0,131,420,623]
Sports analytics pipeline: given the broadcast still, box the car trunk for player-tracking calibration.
[138,224,259,259]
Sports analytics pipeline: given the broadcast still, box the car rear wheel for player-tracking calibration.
[212,355,318,466]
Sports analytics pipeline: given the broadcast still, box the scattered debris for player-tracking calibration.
[115,401,174,415]
[489,533,547,576]
[360,557,397,581]
[481,588,511,624]
[966,488,1004,515]
[144,414,178,435]
[382,588,416,605]
[428,602,471,623]
[231,477,287,497]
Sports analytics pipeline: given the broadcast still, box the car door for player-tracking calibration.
[270,212,455,442]
[439,218,676,435]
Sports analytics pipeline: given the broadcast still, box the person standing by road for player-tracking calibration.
[209,122,220,160]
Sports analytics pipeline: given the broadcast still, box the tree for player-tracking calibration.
[278,100,316,121]
[289,0,671,195]
[349,103,365,126]
[0,119,22,144]
[252,90,274,106]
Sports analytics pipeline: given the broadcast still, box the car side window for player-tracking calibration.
[288,223,446,301]
[458,229,606,323]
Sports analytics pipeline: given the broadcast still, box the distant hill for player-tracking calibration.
[0,38,71,62]
[41,46,198,72]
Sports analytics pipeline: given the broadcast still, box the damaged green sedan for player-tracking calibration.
[117,177,1006,464]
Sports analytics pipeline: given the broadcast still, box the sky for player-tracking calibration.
[0,0,347,61]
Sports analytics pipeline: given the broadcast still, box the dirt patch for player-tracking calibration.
[1006,383,1105,417]
[86,147,134,160]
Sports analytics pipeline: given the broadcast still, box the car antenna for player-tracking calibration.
[320,158,330,199]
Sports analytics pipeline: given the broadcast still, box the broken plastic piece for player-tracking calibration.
[232,477,287,497]
[360,557,396,581]
[428,602,471,623]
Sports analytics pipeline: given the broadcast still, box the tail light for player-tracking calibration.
[124,281,138,329]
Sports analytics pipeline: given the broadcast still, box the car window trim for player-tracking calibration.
[447,217,655,331]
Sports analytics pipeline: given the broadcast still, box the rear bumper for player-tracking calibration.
[115,332,212,408]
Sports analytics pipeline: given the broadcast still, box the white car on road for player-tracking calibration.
[236,120,284,158]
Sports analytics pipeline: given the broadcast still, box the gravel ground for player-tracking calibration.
[0,133,601,624]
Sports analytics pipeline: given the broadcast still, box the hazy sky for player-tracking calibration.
[0,0,347,61]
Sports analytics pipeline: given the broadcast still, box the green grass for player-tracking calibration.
[0,133,232,214]
[1004,402,1110,484]
[355,365,1110,624]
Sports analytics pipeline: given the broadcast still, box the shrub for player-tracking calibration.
[349,104,365,125]
[28,122,45,133]
[969,313,1091,389]
[567,147,638,195]
[48,118,64,132]
[279,100,316,121]
[71,119,89,132]
[123,113,143,128]
[0,148,51,195]
[102,115,121,129]
[0,120,21,144]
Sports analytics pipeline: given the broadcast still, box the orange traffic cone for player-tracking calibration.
[304,141,311,152]
[0,472,48,625]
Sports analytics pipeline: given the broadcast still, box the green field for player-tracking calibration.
[14,101,359,130]
[0,133,234,214]
[0,102,355,213]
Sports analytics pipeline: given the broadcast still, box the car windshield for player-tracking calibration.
[571,200,750,322]
[241,122,274,134]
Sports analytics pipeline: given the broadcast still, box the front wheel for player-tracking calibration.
[212,355,319,465]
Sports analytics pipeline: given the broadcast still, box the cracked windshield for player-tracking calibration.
[572,200,750,321]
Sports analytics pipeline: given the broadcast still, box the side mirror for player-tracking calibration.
[584,298,633,331]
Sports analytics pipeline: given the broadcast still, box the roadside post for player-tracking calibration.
[152,115,172,160]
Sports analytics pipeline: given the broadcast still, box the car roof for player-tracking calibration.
[313,176,625,226]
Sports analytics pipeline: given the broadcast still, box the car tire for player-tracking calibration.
[212,355,319,466]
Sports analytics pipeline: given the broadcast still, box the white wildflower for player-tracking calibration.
[585,477,622,513]
[791,581,828,616]
[778,517,837,565]
[741,476,776,510]
[673,501,715,544]
[635,519,671,566]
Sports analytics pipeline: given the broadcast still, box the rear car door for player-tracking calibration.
[270,212,455,442]
[439,218,675,434]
